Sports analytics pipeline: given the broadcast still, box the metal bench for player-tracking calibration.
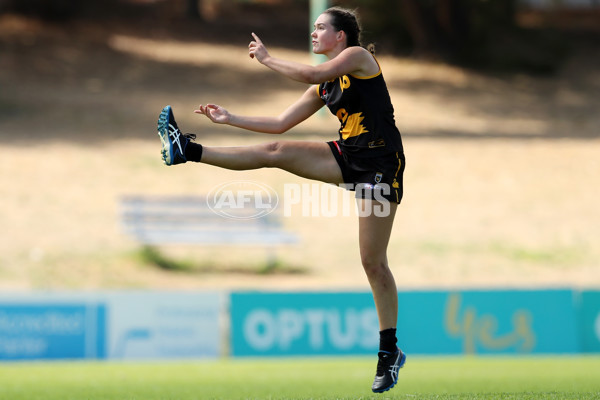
[120,195,298,265]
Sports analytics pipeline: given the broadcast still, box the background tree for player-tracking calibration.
[345,0,569,73]
[0,0,572,73]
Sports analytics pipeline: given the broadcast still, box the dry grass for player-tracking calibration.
[0,14,599,290]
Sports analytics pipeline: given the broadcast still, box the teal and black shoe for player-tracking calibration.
[157,105,196,166]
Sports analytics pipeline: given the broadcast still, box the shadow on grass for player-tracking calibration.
[135,245,307,276]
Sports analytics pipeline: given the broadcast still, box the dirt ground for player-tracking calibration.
[0,10,599,291]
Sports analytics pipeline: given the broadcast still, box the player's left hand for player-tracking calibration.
[248,33,269,63]
[194,104,230,125]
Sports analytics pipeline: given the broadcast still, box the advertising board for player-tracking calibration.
[231,290,580,356]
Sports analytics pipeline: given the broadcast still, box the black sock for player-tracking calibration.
[379,328,397,353]
[185,142,203,162]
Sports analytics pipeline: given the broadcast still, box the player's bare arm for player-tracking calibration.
[248,33,378,83]
[194,85,322,134]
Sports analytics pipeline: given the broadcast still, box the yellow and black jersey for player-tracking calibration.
[317,59,404,158]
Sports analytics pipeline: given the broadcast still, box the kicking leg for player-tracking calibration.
[158,105,342,184]
[201,140,343,185]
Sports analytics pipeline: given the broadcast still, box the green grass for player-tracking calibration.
[0,356,599,400]
[134,245,307,275]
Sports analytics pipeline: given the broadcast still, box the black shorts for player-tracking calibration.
[328,141,405,204]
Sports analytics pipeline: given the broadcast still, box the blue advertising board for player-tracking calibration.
[400,290,578,355]
[0,289,595,360]
[0,291,224,361]
[231,290,580,357]
[231,292,378,356]
[104,292,223,359]
[579,291,600,353]
[0,303,106,360]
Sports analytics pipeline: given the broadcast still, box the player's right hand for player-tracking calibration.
[248,32,269,63]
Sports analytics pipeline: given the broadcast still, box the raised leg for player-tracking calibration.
[201,140,344,185]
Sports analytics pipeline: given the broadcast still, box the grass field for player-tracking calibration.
[1,356,599,400]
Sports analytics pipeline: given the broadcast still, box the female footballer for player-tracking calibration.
[157,7,406,393]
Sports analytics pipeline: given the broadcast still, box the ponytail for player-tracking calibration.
[367,43,376,55]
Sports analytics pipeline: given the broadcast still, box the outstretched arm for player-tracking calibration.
[194,85,324,134]
[248,33,377,84]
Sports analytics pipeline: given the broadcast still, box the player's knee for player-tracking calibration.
[361,255,388,277]
[262,141,284,168]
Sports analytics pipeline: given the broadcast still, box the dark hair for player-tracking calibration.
[323,7,375,54]
[324,7,361,47]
